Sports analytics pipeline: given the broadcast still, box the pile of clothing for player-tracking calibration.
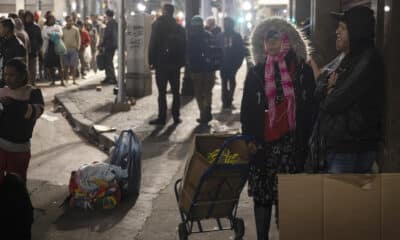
[68,162,128,210]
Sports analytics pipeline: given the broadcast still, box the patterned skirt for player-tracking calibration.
[248,134,297,205]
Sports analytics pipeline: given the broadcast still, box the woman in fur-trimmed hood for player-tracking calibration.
[240,18,316,239]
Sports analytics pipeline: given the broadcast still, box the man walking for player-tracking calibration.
[99,10,118,85]
[148,3,186,125]
[62,16,80,84]
[219,17,245,109]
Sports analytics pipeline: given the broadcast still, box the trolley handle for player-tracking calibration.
[213,135,258,165]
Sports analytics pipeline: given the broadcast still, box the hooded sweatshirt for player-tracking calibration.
[319,6,384,152]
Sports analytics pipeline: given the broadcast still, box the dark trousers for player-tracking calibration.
[155,68,181,121]
[254,200,279,240]
[221,70,237,107]
[104,49,116,82]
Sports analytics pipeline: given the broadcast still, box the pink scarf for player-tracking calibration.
[264,34,296,130]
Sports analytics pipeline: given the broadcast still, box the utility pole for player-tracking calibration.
[117,0,126,103]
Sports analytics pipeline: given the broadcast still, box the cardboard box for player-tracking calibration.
[179,134,250,220]
[278,174,400,240]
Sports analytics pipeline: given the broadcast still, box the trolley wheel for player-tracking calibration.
[178,223,188,240]
[233,218,245,240]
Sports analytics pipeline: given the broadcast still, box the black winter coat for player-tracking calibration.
[148,16,186,70]
[218,30,245,74]
[101,19,118,51]
[241,52,316,166]
[187,28,217,73]
[25,23,43,58]
[318,47,384,152]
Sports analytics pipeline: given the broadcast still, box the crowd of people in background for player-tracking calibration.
[0,3,384,239]
[0,9,118,87]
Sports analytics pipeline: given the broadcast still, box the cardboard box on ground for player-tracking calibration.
[278,174,400,240]
[178,134,250,220]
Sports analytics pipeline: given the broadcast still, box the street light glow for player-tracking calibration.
[242,1,252,11]
[71,2,77,11]
[245,12,253,21]
[137,3,147,12]
[384,5,391,12]
[247,22,253,29]
[177,11,185,19]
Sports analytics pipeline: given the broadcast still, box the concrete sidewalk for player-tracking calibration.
[54,65,280,239]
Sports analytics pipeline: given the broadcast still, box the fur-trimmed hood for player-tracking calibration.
[250,18,311,65]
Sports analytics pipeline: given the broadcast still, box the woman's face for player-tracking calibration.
[3,66,25,89]
[264,38,282,56]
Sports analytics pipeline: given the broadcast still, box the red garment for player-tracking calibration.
[80,29,91,49]
[0,148,31,182]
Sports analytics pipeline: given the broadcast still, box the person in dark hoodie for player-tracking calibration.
[187,16,219,125]
[99,9,118,85]
[313,6,384,174]
[218,17,245,109]
[24,11,43,86]
[240,18,316,239]
[148,3,185,125]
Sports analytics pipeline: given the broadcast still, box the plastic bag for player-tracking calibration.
[51,32,67,55]
[83,47,92,65]
[111,130,142,197]
[77,162,128,192]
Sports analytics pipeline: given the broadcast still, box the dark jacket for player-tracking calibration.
[241,51,316,168]
[318,48,384,152]
[218,30,245,74]
[318,6,384,153]
[25,22,43,58]
[0,35,26,67]
[187,27,217,73]
[148,15,185,70]
[101,19,118,51]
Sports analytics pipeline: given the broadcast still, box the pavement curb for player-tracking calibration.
[54,92,117,152]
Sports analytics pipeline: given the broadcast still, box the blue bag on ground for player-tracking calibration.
[111,130,142,197]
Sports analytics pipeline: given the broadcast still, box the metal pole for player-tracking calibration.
[117,0,125,103]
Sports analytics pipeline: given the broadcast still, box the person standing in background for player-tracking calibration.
[218,17,245,109]
[62,16,80,85]
[76,20,91,79]
[99,10,118,85]
[24,11,43,86]
[41,13,63,85]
